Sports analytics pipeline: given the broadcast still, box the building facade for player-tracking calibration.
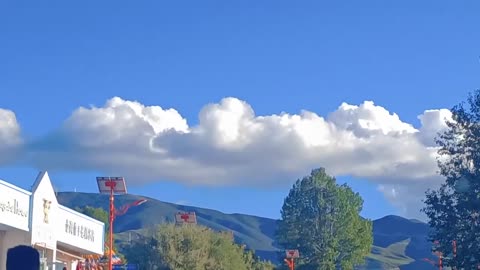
[0,171,104,270]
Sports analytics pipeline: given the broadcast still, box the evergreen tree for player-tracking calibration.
[276,168,373,270]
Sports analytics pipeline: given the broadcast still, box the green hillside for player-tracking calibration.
[57,192,437,269]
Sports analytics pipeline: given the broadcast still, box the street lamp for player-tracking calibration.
[96,177,127,270]
[115,199,147,216]
[423,240,459,270]
[284,249,299,270]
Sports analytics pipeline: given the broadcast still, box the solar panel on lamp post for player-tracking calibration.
[175,211,197,225]
[96,177,127,270]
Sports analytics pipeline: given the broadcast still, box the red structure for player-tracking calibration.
[424,239,480,269]
[96,177,127,270]
[452,240,457,270]
[284,250,299,270]
[423,240,462,270]
[81,198,147,269]
[284,258,295,270]
[175,212,197,225]
[115,199,147,216]
[180,213,190,222]
[434,240,443,270]
[422,258,441,269]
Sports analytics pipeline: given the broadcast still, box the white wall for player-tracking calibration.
[0,180,30,231]
[30,172,58,250]
[0,170,105,270]
[57,205,105,255]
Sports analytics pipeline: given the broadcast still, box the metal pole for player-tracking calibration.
[109,185,114,270]
[453,240,457,270]
[453,240,456,256]
[284,258,294,270]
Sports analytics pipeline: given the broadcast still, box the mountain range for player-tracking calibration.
[57,192,437,270]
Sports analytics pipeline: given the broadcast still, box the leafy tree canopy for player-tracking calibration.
[123,224,275,270]
[422,89,480,269]
[276,168,373,270]
[75,206,108,225]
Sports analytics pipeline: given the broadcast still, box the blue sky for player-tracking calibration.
[0,1,479,220]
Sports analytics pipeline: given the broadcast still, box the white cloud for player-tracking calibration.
[0,108,22,164]
[377,179,441,218]
[0,97,454,218]
[417,109,453,147]
[0,109,21,145]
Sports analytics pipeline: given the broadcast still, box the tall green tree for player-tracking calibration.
[422,90,480,269]
[276,168,373,270]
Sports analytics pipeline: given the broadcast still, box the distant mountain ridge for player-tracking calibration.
[56,192,436,270]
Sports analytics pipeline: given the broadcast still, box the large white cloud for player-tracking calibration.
[1,97,454,218]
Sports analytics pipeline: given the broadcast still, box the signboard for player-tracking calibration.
[57,205,105,255]
[285,249,300,259]
[0,181,30,231]
[175,212,197,225]
[96,177,127,195]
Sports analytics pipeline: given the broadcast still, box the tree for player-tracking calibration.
[276,168,373,270]
[122,235,164,270]
[123,224,273,270]
[422,89,480,269]
[159,224,252,270]
[75,206,108,225]
[242,249,276,270]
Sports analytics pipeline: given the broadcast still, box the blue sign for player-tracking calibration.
[112,264,138,270]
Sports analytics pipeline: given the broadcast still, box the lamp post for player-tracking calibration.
[424,240,462,270]
[434,240,442,270]
[284,258,295,270]
[452,240,456,270]
[96,177,127,270]
[284,250,299,270]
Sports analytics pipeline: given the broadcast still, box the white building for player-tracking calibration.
[0,171,105,270]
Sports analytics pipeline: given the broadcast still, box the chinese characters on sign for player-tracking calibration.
[42,199,51,224]
[0,199,28,217]
[65,219,95,242]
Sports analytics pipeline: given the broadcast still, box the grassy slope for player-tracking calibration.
[370,215,435,270]
[360,239,414,269]
[57,192,435,269]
